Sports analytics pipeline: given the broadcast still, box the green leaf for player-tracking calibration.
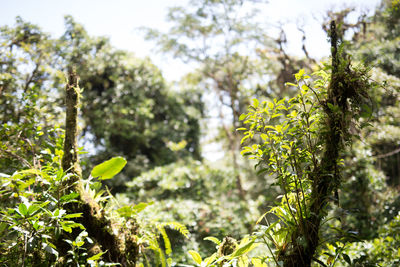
[91,157,127,180]
[167,258,172,266]
[204,253,217,265]
[116,206,135,218]
[253,98,259,108]
[59,192,80,203]
[239,114,247,121]
[18,203,28,216]
[231,239,259,258]
[87,251,106,261]
[252,258,267,267]
[61,224,72,233]
[241,135,250,144]
[285,82,297,87]
[43,243,59,257]
[204,236,221,245]
[27,204,41,216]
[160,222,189,238]
[271,113,283,118]
[117,202,153,218]
[64,213,83,219]
[342,254,351,265]
[188,250,202,264]
[256,211,273,225]
[132,202,153,213]
[159,226,172,255]
[256,168,268,176]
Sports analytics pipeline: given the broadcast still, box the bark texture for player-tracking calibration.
[60,68,138,266]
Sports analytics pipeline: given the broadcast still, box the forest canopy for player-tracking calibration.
[0,0,400,266]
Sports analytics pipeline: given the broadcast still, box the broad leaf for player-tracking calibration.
[91,157,127,180]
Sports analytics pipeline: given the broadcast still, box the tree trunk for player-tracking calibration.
[280,20,363,266]
[60,67,138,266]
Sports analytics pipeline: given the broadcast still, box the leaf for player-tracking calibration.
[158,226,172,255]
[91,157,127,180]
[253,98,259,108]
[256,168,268,176]
[64,213,83,219]
[61,224,72,233]
[18,169,42,176]
[342,254,351,265]
[27,204,41,216]
[239,114,247,121]
[260,134,268,141]
[241,135,250,144]
[117,202,153,218]
[59,192,80,203]
[43,243,59,257]
[204,236,221,245]
[252,258,267,267]
[264,125,275,131]
[285,82,297,87]
[116,206,135,218]
[256,211,268,225]
[271,113,283,118]
[160,222,189,238]
[188,250,202,264]
[231,239,258,258]
[18,203,28,216]
[204,253,217,265]
[87,251,106,261]
[132,202,153,213]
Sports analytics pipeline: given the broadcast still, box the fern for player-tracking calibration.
[141,222,189,266]
[159,221,190,238]
[158,226,172,255]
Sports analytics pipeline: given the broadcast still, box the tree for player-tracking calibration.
[0,17,67,179]
[239,21,373,266]
[58,69,139,265]
[58,17,204,190]
[0,17,204,191]
[143,0,279,197]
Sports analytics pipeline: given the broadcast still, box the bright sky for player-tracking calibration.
[0,0,381,81]
[0,0,382,161]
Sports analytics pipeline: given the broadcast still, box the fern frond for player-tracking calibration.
[158,226,172,255]
[159,221,189,238]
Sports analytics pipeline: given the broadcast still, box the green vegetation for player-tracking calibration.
[1,0,400,266]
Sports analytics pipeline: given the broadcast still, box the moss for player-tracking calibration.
[218,236,237,257]
[280,21,372,267]
[60,67,139,266]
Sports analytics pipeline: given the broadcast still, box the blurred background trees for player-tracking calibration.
[1,0,400,265]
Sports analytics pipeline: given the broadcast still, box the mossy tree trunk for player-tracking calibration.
[279,21,369,266]
[60,68,138,266]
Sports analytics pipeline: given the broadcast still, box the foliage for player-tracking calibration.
[2,0,400,266]
[0,17,60,173]
[0,16,203,192]
[58,17,204,190]
[0,131,89,265]
[0,126,189,266]
[123,159,261,264]
[238,52,374,265]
